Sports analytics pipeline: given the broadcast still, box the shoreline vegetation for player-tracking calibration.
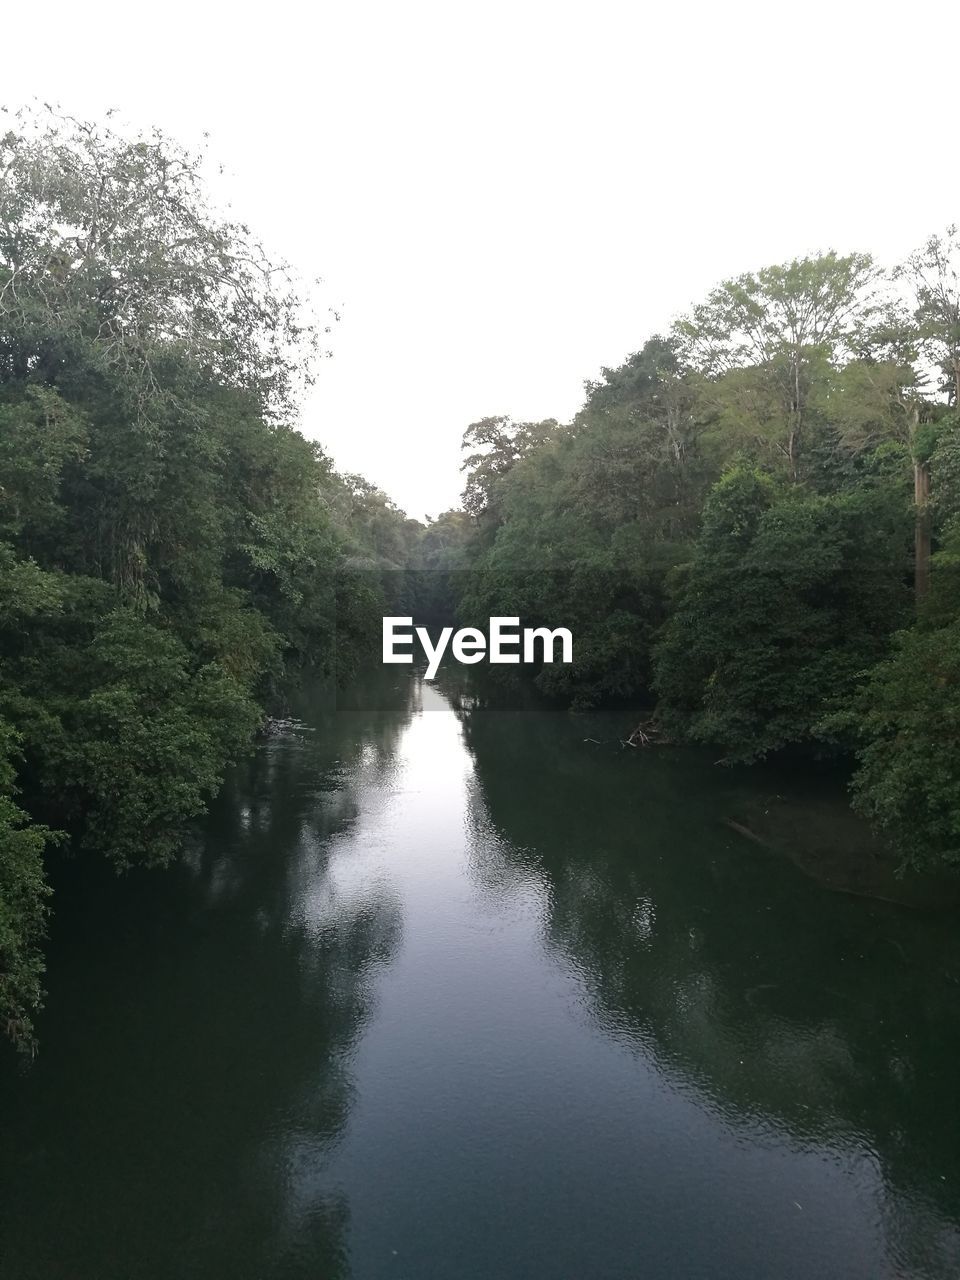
[2,107,960,1050]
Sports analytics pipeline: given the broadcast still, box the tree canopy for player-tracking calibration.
[452,242,960,873]
[0,109,419,1048]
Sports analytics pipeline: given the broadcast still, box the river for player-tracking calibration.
[1,668,959,1279]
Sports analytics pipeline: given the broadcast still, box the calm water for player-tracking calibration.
[2,669,960,1279]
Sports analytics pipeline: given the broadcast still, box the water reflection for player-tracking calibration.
[458,703,960,1277]
[3,670,960,1280]
[0,673,415,1280]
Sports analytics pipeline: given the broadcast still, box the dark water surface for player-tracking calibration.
[2,670,960,1279]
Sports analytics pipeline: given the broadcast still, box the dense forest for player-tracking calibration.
[0,111,421,1047]
[448,244,960,881]
[1,108,959,1050]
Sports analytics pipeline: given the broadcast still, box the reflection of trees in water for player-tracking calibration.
[459,705,960,1274]
[0,679,414,1280]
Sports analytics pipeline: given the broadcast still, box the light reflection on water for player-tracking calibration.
[0,668,958,1280]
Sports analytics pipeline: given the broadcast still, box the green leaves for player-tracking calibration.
[449,241,960,875]
[0,718,58,1051]
[19,611,262,872]
[675,252,882,378]
[0,386,87,539]
[653,466,911,763]
[0,112,395,1046]
[897,226,960,405]
[0,106,319,420]
[841,621,960,872]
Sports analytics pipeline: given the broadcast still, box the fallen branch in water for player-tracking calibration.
[623,717,670,748]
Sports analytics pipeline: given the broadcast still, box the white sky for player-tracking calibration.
[4,1,959,517]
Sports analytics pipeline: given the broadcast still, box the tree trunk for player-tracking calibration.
[914,458,931,602]
[787,420,801,482]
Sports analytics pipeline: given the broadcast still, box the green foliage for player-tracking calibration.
[653,467,911,761]
[675,252,881,378]
[0,109,413,1046]
[674,252,882,481]
[834,415,960,872]
[460,416,563,526]
[896,226,960,405]
[23,612,261,870]
[0,106,318,417]
[459,565,658,707]
[0,718,57,1050]
[0,386,87,539]
[839,621,960,872]
[453,240,960,876]
[455,339,707,704]
[4,102,960,1048]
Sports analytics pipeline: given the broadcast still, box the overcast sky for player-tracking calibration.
[5,1,959,517]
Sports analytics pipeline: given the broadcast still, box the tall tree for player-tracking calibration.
[675,252,881,480]
[460,416,560,527]
[895,228,960,598]
[0,110,389,1048]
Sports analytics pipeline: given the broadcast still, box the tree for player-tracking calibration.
[0,110,391,1047]
[460,415,561,525]
[0,718,55,1050]
[895,228,960,599]
[898,227,960,408]
[0,105,319,417]
[653,465,911,762]
[0,532,63,1050]
[675,252,881,480]
[840,621,960,872]
[455,342,708,705]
